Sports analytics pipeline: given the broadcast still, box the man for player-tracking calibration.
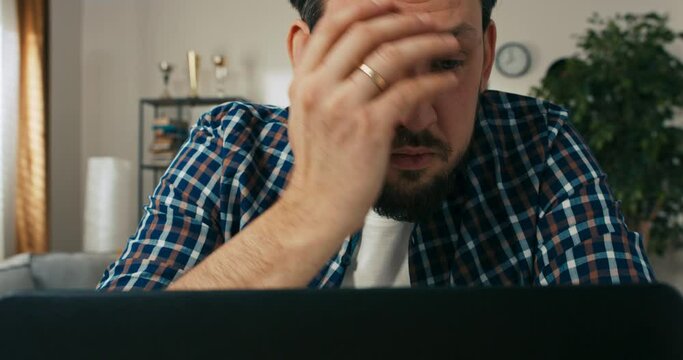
[98,0,654,291]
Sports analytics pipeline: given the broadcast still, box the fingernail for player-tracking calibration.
[416,13,432,23]
[442,33,457,43]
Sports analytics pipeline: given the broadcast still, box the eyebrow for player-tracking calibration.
[451,23,480,42]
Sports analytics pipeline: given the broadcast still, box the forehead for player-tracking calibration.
[396,0,480,26]
[328,0,482,30]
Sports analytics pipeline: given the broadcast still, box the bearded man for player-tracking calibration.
[98,0,653,291]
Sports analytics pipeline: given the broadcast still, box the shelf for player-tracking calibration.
[141,164,171,171]
[140,97,247,107]
[138,95,249,218]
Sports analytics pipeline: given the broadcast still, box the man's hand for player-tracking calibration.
[283,0,462,236]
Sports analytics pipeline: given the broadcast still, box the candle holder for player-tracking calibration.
[213,55,229,97]
[158,61,174,99]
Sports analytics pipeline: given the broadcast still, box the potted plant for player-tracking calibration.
[532,13,683,255]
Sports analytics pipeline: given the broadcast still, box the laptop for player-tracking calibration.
[0,284,681,359]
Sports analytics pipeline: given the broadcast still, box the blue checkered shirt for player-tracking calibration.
[98,91,655,290]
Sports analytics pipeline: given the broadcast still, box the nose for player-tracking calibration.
[399,63,438,132]
[401,101,437,133]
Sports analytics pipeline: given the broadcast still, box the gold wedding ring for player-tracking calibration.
[357,63,388,92]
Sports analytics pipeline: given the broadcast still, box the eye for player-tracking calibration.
[431,59,464,72]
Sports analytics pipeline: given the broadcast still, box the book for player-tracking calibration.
[149,117,190,161]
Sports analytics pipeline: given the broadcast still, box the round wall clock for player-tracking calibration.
[495,42,532,78]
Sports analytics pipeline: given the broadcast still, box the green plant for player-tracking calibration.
[532,13,683,255]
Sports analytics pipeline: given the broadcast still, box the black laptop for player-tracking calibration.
[0,284,681,359]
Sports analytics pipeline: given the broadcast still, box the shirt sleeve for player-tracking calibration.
[97,111,227,291]
[534,121,655,285]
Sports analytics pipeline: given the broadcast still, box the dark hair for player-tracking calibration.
[289,0,498,31]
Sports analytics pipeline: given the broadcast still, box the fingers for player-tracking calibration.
[294,0,462,139]
[297,0,396,73]
[341,33,463,102]
[319,12,440,80]
[367,72,459,134]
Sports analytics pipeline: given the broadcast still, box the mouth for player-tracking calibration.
[390,147,437,171]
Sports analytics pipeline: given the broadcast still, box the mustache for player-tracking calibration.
[392,127,452,161]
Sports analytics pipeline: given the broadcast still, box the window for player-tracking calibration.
[0,0,19,259]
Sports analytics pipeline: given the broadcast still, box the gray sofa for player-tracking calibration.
[2,251,681,295]
[0,252,118,296]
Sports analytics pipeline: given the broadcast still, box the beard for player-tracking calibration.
[373,126,470,223]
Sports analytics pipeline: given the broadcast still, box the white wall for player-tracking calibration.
[50,0,83,253]
[75,0,298,249]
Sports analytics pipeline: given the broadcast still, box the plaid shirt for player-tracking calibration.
[98,90,655,291]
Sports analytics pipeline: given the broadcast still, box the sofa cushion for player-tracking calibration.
[0,254,36,296]
[31,253,118,290]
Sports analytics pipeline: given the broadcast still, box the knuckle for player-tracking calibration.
[288,80,300,100]
[350,23,374,40]
[375,43,401,63]
[299,88,318,110]
[292,77,325,104]
[322,2,363,32]
[401,14,425,28]
[292,78,320,109]
[437,34,459,51]
[323,92,346,113]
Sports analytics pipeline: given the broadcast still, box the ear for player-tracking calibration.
[287,19,312,70]
[480,20,497,92]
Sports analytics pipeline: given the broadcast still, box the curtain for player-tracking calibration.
[15,0,48,254]
[1,0,20,259]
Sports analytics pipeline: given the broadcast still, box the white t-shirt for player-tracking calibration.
[341,210,413,288]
